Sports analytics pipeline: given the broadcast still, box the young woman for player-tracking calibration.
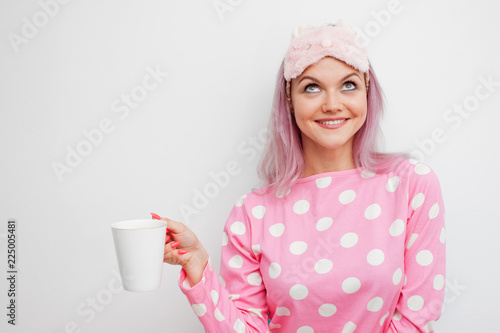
[154,21,446,333]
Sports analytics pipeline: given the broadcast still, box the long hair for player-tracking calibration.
[257,60,407,197]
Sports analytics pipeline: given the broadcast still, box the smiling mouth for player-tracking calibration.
[315,119,347,125]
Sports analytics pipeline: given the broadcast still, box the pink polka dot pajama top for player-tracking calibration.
[178,159,446,332]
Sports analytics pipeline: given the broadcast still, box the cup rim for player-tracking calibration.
[111,219,167,230]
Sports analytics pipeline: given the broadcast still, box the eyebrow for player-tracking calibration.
[298,72,361,84]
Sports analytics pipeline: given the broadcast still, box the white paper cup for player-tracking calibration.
[111,219,167,291]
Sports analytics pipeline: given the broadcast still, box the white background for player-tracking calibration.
[1,0,499,332]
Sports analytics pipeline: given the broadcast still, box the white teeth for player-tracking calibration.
[317,119,346,125]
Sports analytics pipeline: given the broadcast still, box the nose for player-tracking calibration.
[321,91,342,113]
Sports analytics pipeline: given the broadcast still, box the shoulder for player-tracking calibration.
[233,184,277,210]
[390,158,441,182]
[224,184,275,218]
[391,159,444,207]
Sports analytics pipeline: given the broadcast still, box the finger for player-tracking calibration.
[151,213,186,234]
[160,218,187,235]
[163,247,190,265]
[164,242,175,257]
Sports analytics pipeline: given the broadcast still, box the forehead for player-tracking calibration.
[298,57,359,79]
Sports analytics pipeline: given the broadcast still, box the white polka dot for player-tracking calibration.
[316,304,336,319]
[361,169,376,178]
[222,232,228,246]
[440,227,446,243]
[297,326,314,333]
[389,219,405,236]
[290,284,308,300]
[393,267,403,285]
[314,259,333,274]
[269,223,285,237]
[234,318,245,333]
[219,276,226,287]
[252,205,266,219]
[342,277,361,294]
[367,296,384,312]
[393,310,402,320]
[269,323,282,330]
[316,217,333,231]
[269,262,281,279]
[386,176,399,192]
[367,249,385,266]
[339,190,356,204]
[416,250,433,266]
[182,276,191,289]
[211,290,219,305]
[248,308,262,318]
[409,159,418,165]
[429,203,440,219]
[276,188,291,198]
[407,233,418,249]
[316,176,332,188]
[192,303,207,317]
[425,321,435,332]
[404,274,408,286]
[228,255,243,268]
[252,244,261,256]
[415,163,431,175]
[293,199,310,214]
[340,232,358,248]
[411,193,425,210]
[290,241,308,255]
[290,241,307,255]
[235,194,246,206]
[342,321,357,333]
[276,307,290,316]
[380,311,389,326]
[214,308,225,321]
[230,221,246,235]
[365,203,382,220]
[433,274,445,290]
[407,295,424,311]
[247,272,262,286]
[228,294,239,300]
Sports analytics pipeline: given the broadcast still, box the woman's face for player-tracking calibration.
[290,57,368,156]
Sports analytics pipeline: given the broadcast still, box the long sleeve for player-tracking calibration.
[178,198,270,333]
[386,163,446,332]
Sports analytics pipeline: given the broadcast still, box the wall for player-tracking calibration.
[1,0,499,332]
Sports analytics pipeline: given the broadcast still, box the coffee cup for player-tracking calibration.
[111,219,167,291]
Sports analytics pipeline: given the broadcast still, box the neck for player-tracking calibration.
[301,137,356,178]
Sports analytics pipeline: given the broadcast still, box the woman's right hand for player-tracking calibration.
[152,214,209,286]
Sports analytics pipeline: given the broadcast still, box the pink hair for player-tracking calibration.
[257,60,407,197]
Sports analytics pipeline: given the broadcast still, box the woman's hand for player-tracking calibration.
[151,213,209,286]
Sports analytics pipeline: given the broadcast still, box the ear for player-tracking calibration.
[335,20,356,33]
[336,20,363,43]
[292,24,312,38]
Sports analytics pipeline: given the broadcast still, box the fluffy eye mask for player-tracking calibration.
[283,20,369,81]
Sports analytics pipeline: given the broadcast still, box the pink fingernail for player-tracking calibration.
[151,212,161,220]
[170,241,180,249]
[178,250,188,255]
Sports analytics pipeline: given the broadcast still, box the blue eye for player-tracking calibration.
[342,81,357,91]
[305,84,320,92]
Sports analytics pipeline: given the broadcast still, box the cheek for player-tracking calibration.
[349,98,368,120]
[292,99,313,118]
